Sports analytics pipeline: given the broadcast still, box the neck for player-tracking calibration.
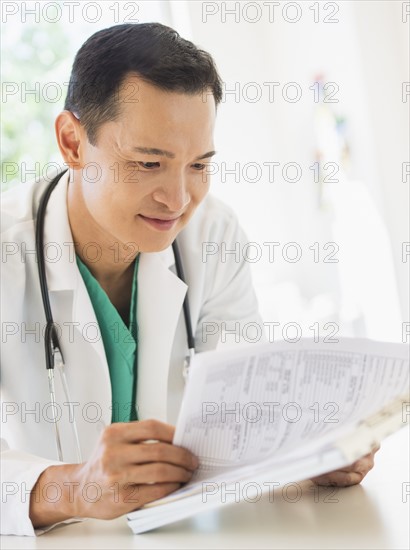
[67,172,138,286]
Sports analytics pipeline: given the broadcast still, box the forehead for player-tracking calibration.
[106,75,216,151]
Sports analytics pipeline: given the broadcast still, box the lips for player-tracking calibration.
[139,214,181,231]
[140,214,181,222]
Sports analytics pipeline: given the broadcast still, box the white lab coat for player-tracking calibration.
[0,169,264,536]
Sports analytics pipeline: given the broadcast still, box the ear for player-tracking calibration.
[55,111,88,169]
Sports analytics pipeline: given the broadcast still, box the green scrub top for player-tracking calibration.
[75,254,139,423]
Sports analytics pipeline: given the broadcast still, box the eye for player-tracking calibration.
[192,163,206,171]
[138,161,160,169]
[126,161,160,171]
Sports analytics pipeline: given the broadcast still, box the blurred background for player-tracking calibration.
[1,0,409,342]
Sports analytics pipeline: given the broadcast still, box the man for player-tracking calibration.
[1,23,377,536]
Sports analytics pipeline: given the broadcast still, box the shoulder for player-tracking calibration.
[1,171,56,236]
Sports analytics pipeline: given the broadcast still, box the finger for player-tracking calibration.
[312,471,364,487]
[124,463,194,485]
[341,446,381,470]
[349,454,376,474]
[106,442,199,472]
[129,441,199,471]
[331,463,368,474]
[355,451,377,462]
[99,442,199,474]
[103,419,176,444]
[334,450,376,474]
[358,444,380,460]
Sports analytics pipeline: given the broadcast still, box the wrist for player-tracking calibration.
[57,463,86,518]
[30,463,84,527]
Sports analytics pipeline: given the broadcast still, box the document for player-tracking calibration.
[127,338,409,534]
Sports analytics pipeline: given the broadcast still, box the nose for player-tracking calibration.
[152,173,190,213]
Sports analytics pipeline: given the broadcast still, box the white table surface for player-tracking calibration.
[2,427,409,550]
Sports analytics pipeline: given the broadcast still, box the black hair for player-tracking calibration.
[64,22,223,144]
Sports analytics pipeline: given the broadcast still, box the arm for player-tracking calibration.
[0,445,81,536]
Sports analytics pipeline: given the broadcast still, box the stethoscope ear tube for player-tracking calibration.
[35,169,69,362]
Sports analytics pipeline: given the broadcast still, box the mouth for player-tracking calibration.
[138,214,182,231]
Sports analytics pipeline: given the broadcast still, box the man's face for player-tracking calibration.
[74,75,216,254]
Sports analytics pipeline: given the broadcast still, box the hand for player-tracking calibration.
[73,419,199,519]
[30,419,199,527]
[311,444,380,487]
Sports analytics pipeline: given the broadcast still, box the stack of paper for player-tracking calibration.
[128,338,409,534]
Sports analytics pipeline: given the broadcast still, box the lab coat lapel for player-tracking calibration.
[136,249,187,421]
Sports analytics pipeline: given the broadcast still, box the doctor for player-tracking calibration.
[1,22,378,537]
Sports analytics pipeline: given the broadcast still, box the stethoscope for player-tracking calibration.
[35,169,195,462]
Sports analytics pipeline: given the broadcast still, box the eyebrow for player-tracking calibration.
[131,146,217,161]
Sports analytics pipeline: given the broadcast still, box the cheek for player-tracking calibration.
[190,178,210,205]
[81,175,112,219]
[82,168,144,219]
[81,178,126,234]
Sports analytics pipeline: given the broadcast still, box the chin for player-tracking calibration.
[137,233,177,254]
